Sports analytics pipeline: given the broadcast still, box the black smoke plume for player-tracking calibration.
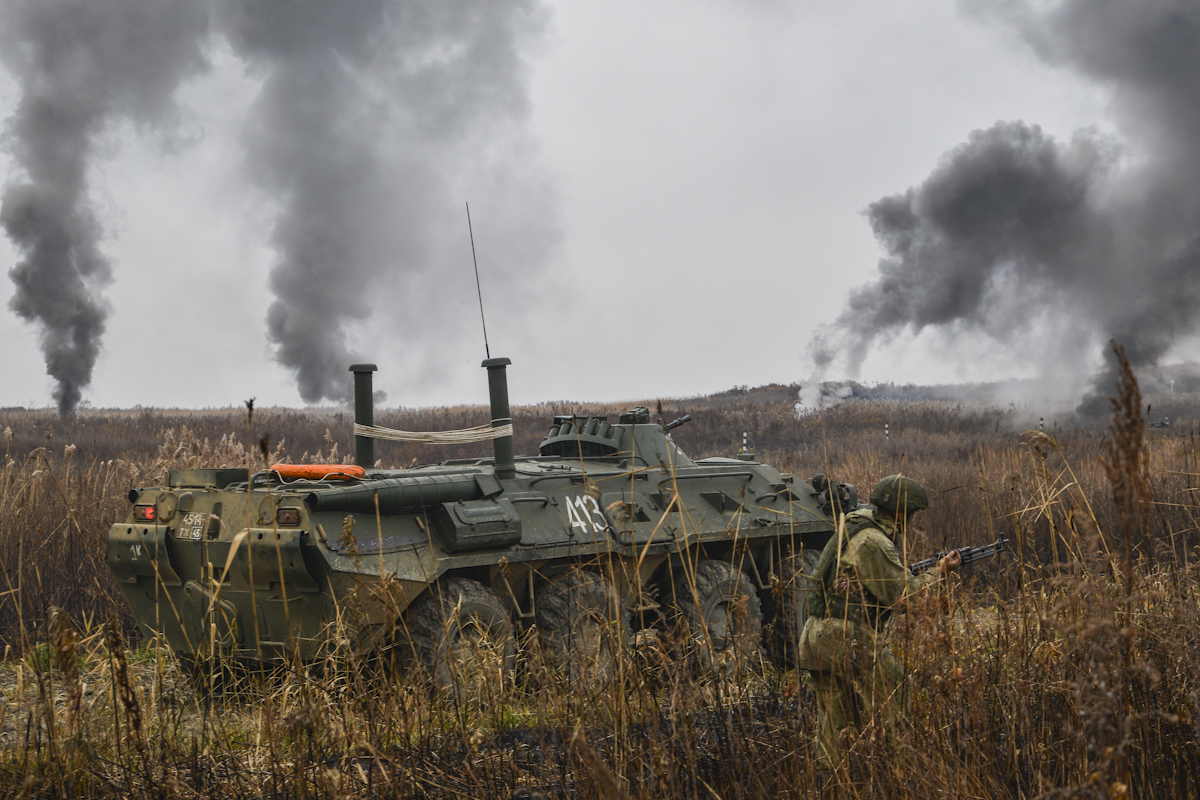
[214,0,553,404]
[2,0,553,410]
[0,0,209,413]
[807,0,1200,416]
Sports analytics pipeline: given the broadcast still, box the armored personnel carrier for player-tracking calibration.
[108,359,854,683]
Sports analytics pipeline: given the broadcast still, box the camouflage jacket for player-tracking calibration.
[796,507,941,671]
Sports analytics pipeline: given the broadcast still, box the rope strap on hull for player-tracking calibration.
[353,421,514,444]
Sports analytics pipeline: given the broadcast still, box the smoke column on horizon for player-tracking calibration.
[1,0,554,410]
[0,0,209,414]
[213,0,554,404]
[805,0,1200,416]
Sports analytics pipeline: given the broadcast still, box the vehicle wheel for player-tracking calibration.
[397,577,515,696]
[535,570,630,687]
[765,545,822,667]
[672,558,762,671]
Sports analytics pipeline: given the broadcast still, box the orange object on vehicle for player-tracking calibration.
[271,464,366,481]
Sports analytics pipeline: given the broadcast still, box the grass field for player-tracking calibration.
[1,357,1198,798]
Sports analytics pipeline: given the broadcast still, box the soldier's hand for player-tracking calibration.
[938,549,962,573]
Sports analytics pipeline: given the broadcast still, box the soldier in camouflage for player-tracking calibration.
[796,474,961,771]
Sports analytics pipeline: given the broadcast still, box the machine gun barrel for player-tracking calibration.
[665,414,692,431]
[909,537,1009,574]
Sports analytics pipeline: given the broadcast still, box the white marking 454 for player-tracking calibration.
[179,512,206,540]
[565,495,606,534]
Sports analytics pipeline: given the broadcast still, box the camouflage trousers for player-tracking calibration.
[799,618,909,770]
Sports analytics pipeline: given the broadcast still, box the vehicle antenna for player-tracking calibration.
[465,201,491,359]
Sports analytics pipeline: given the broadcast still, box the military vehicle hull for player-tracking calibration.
[107,360,850,675]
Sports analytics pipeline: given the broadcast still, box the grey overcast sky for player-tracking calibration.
[0,2,1135,410]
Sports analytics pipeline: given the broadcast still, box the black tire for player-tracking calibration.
[535,570,630,687]
[396,577,515,695]
[671,558,763,670]
[765,545,822,667]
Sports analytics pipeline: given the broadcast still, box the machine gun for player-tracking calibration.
[909,537,1009,574]
[665,414,692,431]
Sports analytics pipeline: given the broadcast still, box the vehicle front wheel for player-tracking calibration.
[671,558,762,672]
[765,545,822,667]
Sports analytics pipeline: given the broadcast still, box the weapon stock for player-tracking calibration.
[910,536,1009,574]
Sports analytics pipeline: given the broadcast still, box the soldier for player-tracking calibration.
[796,474,961,772]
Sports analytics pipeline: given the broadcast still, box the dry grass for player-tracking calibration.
[0,365,1198,797]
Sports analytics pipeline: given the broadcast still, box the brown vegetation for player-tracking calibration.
[0,361,1198,797]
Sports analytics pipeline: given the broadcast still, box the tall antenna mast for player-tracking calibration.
[465,201,491,359]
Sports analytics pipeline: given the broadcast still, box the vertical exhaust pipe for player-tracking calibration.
[483,357,515,480]
[349,363,377,469]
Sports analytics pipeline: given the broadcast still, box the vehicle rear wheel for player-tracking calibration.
[396,577,515,696]
[765,545,822,667]
[535,570,630,687]
[671,558,762,671]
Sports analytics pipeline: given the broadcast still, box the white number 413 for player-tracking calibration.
[565,495,606,534]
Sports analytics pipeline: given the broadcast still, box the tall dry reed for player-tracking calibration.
[0,370,1196,797]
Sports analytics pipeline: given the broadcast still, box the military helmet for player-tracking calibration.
[869,474,928,515]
